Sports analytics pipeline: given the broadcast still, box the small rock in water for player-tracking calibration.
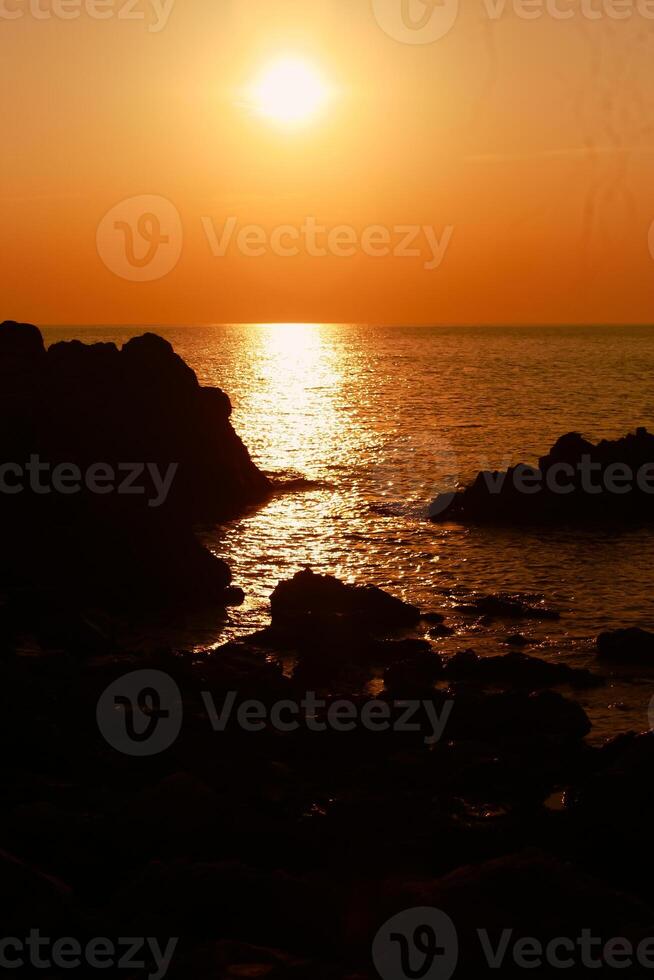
[596,627,654,665]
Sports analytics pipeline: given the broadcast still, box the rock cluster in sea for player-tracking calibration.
[431,427,654,522]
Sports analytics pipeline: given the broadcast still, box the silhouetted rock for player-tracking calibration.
[0,320,271,616]
[454,593,560,620]
[505,633,530,647]
[448,689,591,741]
[443,649,601,690]
[597,627,654,665]
[431,427,654,523]
[270,568,421,640]
[0,319,45,358]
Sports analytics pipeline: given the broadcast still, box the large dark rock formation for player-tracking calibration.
[0,321,271,613]
[431,427,654,523]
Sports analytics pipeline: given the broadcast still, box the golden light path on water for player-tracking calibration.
[204,324,381,618]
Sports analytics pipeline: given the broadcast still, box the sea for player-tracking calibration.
[42,323,654,743]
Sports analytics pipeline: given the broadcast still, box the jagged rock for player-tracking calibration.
[431,427,654,523]
[0,319,45,357]
[0,320,270,615]
[443,650,601,690]
[270,569,421,639]
[596,627,654,665]
[448,689,591,741]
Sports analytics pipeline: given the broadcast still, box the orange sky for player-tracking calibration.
[2,0,654,325]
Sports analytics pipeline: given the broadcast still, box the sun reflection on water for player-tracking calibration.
[236,323,348,479]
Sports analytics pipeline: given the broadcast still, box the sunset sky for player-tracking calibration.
[3,0,654,325]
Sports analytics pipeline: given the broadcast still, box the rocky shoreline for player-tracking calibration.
[3,566,654,976]
[2,323,654,977]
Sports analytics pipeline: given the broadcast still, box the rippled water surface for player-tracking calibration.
[44,324,654,741]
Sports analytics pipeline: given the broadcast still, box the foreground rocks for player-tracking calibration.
[431,427,654,523]
[443,649,601,690]
[0,567,649,976]
[270,568,422,637]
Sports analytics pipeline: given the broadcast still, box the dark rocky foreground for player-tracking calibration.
[431,427,654,523]
[2,564,654,976]
[0,320,271,621]
[2,326,654,976]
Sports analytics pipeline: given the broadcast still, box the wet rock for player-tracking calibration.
[270,569,421,639]
[454,593,560,620]
[422,611,446,624]
[444,650,601,690]
[505,633,530,647]
[428,622,454,638]
[449,689,591,741]
[596,627,654,665]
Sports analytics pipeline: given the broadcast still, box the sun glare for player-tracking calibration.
[247,58,330,127]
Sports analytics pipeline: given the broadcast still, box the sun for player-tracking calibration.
[247,58,330,127]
